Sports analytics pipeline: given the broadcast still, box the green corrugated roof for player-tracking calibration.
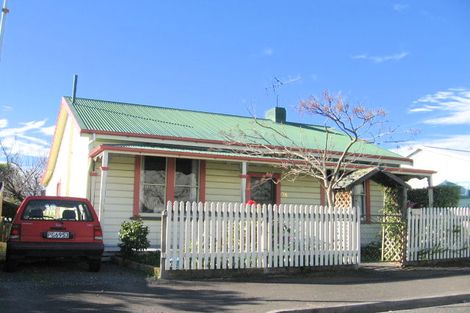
[66,97,404,159]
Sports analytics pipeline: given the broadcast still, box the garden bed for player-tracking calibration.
[112,251,161,278]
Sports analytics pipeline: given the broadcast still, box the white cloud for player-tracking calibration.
[1,137,49,157]
[0,119,7,128]
[393,3,409,12]
[352,51,409,63]
[0,120,47,138]
[393,134,470,157]
[410,88,470,124]
[40,126,55,136]
[0,119,53,158]
[262,48,273,56]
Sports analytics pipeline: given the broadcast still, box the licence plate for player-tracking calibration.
[46,231,70,239]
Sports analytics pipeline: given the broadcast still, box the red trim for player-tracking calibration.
[246,172,281,205]
[166,158,176,203]
[133,156,141,217]
[365,180,371,223]
[100,166,109,171]
[239,174,248,178]
[82,129,412,163]
[246,176,252,203]
[385,167,435,175]
[88,145,435,175]
[199,160,206,203]
[56,182,61,196]
[90,171,98,177]
[320,184,326,206]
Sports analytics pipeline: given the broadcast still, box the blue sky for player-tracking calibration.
[0,0,469,158]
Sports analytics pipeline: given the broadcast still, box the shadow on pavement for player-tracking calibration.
[0,260,261,313]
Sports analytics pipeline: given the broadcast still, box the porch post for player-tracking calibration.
[402,186,408,218]
[98,151,109,221]
[241,161,247,203]
[427,176,434,208]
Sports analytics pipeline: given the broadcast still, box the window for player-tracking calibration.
[248,174,278,205]
[141,157,166,213]
[22,199,93,221]
[175,159,199,203]
[139,157,200,215]
[352,182,366,220]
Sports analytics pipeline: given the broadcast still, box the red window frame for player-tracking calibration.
[133,156,206,217]
[246,172,281,205]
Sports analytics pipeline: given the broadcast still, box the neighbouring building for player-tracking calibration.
[405,146,470,206]
[43,97,435,250]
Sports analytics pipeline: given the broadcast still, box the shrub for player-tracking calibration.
[408,186,460,208]
[434,186,460,207]
[2,200,19,219]
[118,219,150,257]
[361,241,381,262]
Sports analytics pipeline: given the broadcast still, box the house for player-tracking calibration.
[42,97,434,250]
[405,146,470,206]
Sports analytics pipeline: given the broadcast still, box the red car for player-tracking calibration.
[4,196,104,272]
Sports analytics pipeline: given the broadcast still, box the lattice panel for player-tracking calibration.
[381,218,406,262]
[334,190,351,208]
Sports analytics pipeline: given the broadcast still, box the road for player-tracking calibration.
[1,260,469,312]
[388,303,470,313]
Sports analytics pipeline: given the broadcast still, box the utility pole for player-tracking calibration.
[0,0,10,62]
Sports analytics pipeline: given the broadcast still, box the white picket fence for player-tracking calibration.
[161,202,361,271]
[406,207,470,262]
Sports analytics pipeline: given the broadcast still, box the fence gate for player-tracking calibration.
[381,214,406,262]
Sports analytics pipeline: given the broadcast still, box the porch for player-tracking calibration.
[88,145,434,252]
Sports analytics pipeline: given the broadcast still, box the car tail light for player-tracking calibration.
[9,224,21,240]
[94,225,103,241]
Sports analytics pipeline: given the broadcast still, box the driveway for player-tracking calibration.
[0,260,262,313]
[1,260,470,312]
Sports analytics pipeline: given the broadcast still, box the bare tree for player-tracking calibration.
[0,141,46,202]
[223,90,391,207]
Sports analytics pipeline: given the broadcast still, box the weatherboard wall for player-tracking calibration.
[361,181,384,246]
[93,154,161,250]
[45,115,89,198]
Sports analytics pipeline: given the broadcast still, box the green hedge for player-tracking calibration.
[408,186,460,208]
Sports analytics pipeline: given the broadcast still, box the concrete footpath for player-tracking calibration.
[1,261,470,312]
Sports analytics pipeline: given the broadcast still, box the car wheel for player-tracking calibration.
[3,257,18,272]
[88,259,101,272]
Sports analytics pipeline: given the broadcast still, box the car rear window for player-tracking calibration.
[22,200,94,222]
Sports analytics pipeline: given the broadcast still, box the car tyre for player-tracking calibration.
[88,259,101,272]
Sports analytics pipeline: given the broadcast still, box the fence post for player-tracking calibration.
[403,207,411,264]
[160,206,168,279]
[356,206,361,267]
